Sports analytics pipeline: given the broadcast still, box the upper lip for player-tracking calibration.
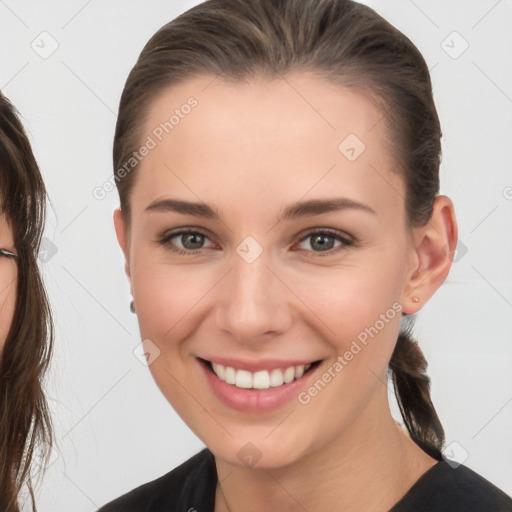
[199,356,320,372]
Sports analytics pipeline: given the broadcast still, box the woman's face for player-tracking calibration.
[115,74,424,468]
[0,213,17,357]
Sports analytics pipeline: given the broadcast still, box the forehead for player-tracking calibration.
[131,73,404,221]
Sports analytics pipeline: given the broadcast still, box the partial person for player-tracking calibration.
[0,91,54,512]
[98,1,512,510]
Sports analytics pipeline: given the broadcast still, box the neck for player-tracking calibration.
[214,391,438,512]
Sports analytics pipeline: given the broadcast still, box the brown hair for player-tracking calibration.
[113,0,444,458]
[0,91,54,511]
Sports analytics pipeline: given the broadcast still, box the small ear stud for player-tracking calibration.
[412,296,420,303]
[130,300,136,313]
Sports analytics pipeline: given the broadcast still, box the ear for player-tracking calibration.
[402,195,458,314]
[113,207,132,288]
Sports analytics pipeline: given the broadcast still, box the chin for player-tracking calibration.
[203,429,313,471]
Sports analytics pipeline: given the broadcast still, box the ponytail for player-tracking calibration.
[389,317,445,460]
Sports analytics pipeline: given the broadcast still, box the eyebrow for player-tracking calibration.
[144,197,376,222]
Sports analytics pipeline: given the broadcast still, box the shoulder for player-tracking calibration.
[391,459,512,512]
[97,447,217,512]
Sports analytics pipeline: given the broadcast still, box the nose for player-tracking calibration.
[215,247,293,345]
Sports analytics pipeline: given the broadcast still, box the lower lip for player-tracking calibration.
[198,358,320,413]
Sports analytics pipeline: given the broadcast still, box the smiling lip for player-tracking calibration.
[197,356,322,413]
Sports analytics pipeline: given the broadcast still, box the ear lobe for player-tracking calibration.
[113,207,131,281]
[402,195,458,314]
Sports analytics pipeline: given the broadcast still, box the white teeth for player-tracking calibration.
[225,366,236,385]
[209,361,315,390]
[235,369,253,388]
[283,366,295,383]
[212,363,225,380]
[253,370,270,389]
[269,368,284,387]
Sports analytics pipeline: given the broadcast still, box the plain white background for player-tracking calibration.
[1,0,511,509]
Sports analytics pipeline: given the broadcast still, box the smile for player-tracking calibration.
[201,358,322,390]
[197,357,324,412]
[212,363,311,389]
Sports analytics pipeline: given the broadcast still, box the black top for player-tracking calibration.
[97,448,512,511]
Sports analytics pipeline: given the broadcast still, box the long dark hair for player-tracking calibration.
[0,91,54,510]
[113,0,444,458]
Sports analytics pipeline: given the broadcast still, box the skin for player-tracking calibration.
[114,73,458,511]
[0,213,17,359]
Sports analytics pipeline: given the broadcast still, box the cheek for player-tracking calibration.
[132,269,187,343]
[130,263,204,420]
[291,250,408,401]
[297,258,405,345]
[130,256,215,358]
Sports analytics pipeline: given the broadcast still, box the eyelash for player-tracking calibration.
[156,228,355,257]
